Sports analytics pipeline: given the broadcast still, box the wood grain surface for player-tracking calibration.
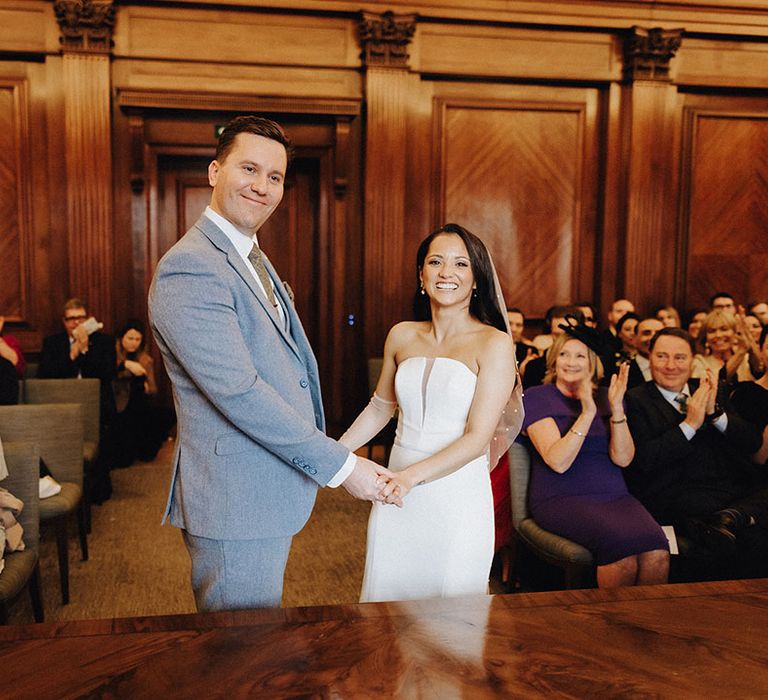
[2,579,767,698]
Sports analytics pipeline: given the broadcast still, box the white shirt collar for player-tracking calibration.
[204,206,258,262]
[655,382,690,407]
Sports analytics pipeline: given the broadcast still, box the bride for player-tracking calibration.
[341,224,521,602]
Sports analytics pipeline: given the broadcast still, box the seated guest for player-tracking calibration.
[748,300,768,327]
[625,328,768,579]
[530,305,559,353]
[523,324,669,588]
[743,312,763,343]
[626,317,664,389]
[39,297,117,422]
[525,306,585,388]
[598,298,636,358]
[710,291,737,313]
[694,309,760,386]
[654,305,681,328]
[0,315,24,405]
[684,307,708,350]
[507,307,539,377]
[602,312,639,380]
[574,301,598,329]
[731,325,768,466]
[102,320,174,469]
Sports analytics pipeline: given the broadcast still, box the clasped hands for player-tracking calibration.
[342,456,414,508]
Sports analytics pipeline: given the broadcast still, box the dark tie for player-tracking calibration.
[248,244,277,308]
[674,393,688,414]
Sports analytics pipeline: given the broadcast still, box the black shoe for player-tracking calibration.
[685,515,738,557]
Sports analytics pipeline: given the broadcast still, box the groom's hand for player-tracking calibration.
[342,457,402,506]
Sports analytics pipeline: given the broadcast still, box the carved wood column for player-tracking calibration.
[359,11,417,356]
[618,27,683,312]
[56,0,115,324]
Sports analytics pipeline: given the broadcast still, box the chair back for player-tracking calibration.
[0,441,40,549]
[23,362,38,379]
[23,378,100,444]
[0,404,83,485]
[508,440,532,529]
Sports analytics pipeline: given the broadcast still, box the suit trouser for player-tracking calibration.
[182,530,292,612]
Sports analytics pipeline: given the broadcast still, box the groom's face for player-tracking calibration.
[208,132,287,237]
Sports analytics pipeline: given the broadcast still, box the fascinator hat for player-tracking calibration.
[557,314,608,356]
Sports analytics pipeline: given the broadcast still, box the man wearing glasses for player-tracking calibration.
[39,298,116,501]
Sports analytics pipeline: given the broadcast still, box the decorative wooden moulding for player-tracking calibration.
[359,11,417,68]
[54,0,116,53]
[623,26,683,82]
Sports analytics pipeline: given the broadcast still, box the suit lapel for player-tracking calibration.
[195,217,301,358]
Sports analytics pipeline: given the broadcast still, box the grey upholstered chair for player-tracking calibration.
[0,441,44,624]
[23,378,100,532]
[508,440,594,589]
[0,404,85,604]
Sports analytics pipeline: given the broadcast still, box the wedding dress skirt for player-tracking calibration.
[360,356,494,603]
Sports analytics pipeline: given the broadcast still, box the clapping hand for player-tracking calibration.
[607,362,629,415]
[685,370,715,431]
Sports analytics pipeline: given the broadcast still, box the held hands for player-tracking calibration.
[343,457,403,507]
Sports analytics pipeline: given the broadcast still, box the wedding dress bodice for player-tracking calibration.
[394,356,478,458]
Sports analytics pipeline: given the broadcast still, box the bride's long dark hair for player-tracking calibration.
[413,223,507,333]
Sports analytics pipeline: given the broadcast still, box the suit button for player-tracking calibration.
[292,457,300,465]
[300,379,308,388]
[309,467,317,475]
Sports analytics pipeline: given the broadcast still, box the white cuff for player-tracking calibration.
[679,422,696,441]
[326,451,357,488]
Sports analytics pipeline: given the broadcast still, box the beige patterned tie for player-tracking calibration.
[248,243,278,308]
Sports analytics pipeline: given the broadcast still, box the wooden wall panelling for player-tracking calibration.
[0,78,31,324]
[676,37,768,89]
[61,52,114,329]
[131,0,768,38]
[431,87,601,322]
[619,28,685,317]
[679,94,768,310]
[416,23,619,82]
[113,6,360,67]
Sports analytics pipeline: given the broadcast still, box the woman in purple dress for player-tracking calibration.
[522,324,669,588]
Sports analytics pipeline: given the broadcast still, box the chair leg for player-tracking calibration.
[83,466,93,534]
[29,561,45,623]
[77,498,89,561]
[54,517,70,605]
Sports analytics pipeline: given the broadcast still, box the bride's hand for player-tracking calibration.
[378,471,415,506]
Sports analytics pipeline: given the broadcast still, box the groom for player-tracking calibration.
[149,116,392,612]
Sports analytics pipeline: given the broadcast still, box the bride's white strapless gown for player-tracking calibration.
[360,356,494,603]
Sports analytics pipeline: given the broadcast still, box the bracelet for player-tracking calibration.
[610,416,627,424]
[569,428,586,437]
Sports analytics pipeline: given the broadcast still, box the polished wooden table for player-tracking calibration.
[2,579,768,698]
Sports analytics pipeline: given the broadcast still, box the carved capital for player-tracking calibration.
[55,0,116,53]
[359,11,416,68]
[623,27,682,82]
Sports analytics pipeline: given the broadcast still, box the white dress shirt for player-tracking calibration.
[655,383,728,440]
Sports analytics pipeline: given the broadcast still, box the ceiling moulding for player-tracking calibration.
[124,0,768,37]
[115,89,361,116]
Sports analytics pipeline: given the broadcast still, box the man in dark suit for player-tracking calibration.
[39,297,116,419]
[625,327,768,578]
[39,298,117,502]
[626,317,664,389]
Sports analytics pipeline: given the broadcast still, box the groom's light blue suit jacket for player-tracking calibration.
[148,215,348,541]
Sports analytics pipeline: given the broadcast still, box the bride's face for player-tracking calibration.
[420,234,475,307]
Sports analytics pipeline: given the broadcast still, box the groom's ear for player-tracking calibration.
[208,160,220,187]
